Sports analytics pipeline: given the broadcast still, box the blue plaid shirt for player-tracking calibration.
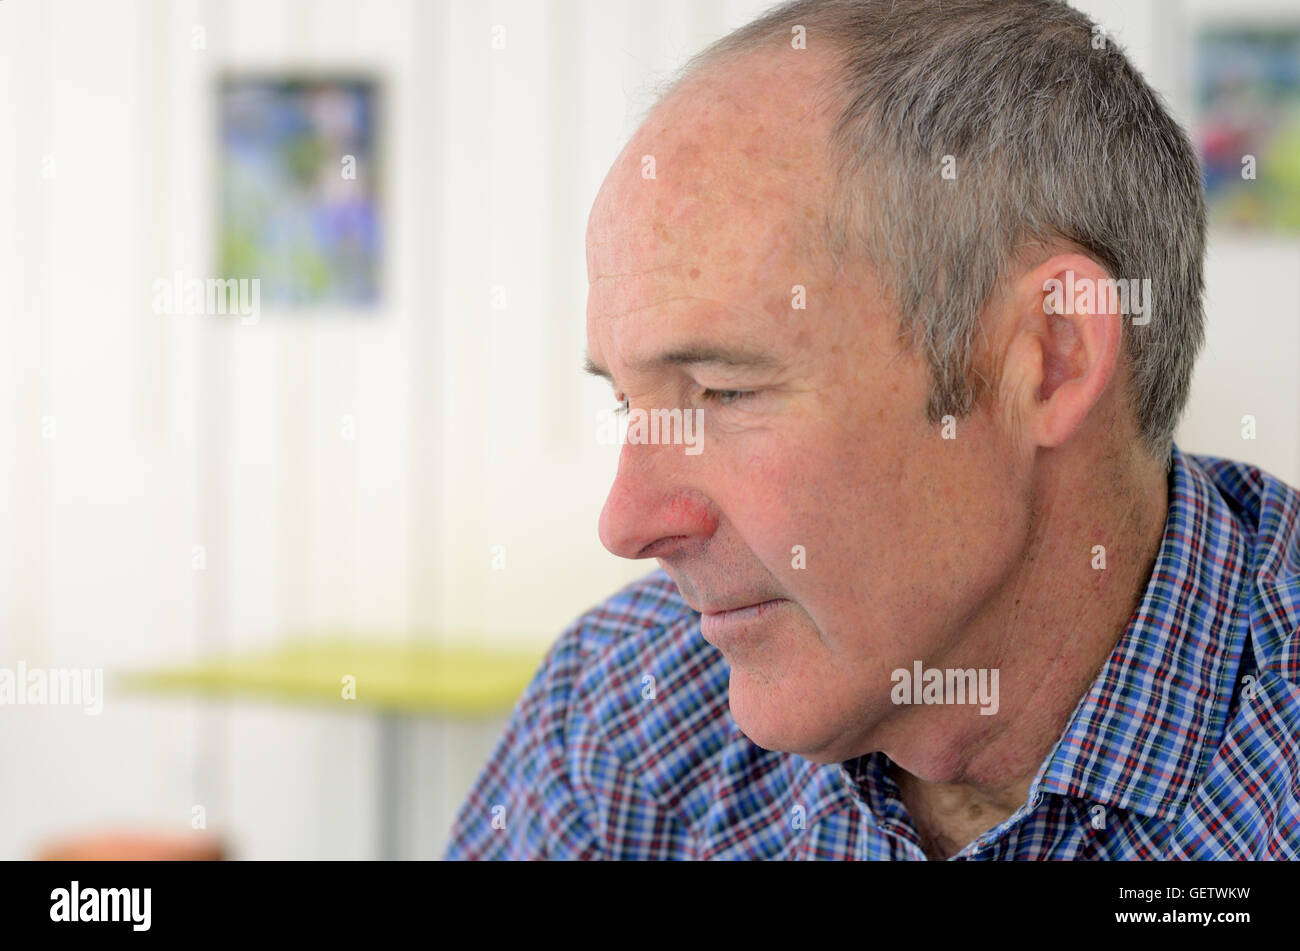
[445,445,1300,859]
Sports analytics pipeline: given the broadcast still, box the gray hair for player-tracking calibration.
[665,0,1206,461]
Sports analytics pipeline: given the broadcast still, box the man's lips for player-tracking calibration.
[698,598,787,618]
[697,598,789,642]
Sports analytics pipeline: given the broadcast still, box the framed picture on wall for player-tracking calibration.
[218,74,382,310]
[1195,23,1300,232]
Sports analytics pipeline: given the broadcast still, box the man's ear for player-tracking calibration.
[995,253,1123,451]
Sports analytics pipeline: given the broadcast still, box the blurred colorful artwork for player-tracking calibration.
[219,76,381,307]
[1196,26,1300,232]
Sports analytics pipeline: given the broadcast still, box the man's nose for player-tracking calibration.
[598,442,717,560]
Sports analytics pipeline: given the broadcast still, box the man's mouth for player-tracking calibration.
[699,598,786,617]
[698,598,789,642]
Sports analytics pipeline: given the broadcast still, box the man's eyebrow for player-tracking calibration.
[583,355,613,382]
[583,345,780,382]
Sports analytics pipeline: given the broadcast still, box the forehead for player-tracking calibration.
[586,52,839,317]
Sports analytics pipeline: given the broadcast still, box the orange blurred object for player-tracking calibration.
[34,830,226,861]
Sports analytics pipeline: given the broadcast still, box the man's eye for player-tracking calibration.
[700,389,755,406]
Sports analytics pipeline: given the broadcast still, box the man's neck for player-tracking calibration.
[884,441,1171,858]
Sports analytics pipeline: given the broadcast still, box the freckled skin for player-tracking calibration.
[585,48,1168,855]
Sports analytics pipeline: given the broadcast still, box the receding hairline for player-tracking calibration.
[650,27,851,133]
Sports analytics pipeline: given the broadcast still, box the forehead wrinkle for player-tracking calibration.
[594,293,702,321]
[592,289,790,335]
[590,195,805,292]
[589,262,694,283]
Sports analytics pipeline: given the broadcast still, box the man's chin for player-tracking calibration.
[727,672,855,764]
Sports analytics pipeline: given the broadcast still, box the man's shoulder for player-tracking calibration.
[536,569,735,800]
[544,568,712,696]
[1187,450,1300,680]
[1182,451,1300,857]
[445,570,738,859]
[551,568,699,664]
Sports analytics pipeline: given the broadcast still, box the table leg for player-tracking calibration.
[377,712,403,860]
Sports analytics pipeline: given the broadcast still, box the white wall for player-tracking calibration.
[1076,0,1300,482]
[0,0,1295,860]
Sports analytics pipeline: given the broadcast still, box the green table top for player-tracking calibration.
[117,638,545,717]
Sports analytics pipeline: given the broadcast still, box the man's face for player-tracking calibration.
[585,56,1030,765]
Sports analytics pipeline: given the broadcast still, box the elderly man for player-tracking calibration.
[446,0,1300,860]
